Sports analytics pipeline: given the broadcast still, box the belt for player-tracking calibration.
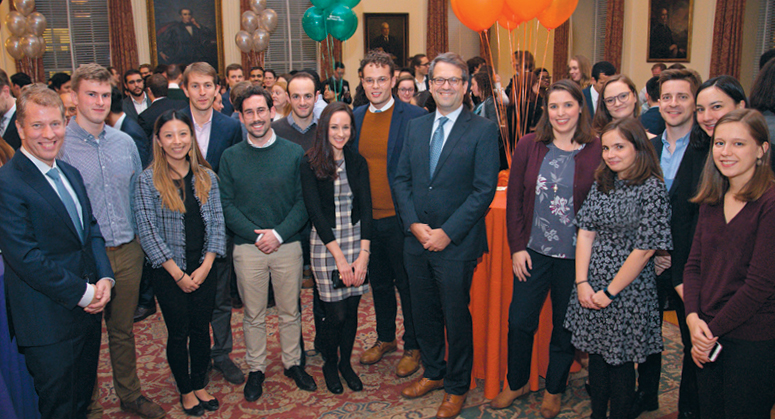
[106,241,132,252]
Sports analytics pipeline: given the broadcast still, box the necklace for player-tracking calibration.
[551,145,576,195]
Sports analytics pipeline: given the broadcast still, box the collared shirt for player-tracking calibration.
[590,87,600,112]
[169,82,180,89]
[131,93,149,115]
[368,96,395,113]
[246,130,284,244]
[60,118,142,247]
[1,103,16,136]
[660,129,691,191]
[431,105,464,149]
[416,76,427,92]
[286,113,317,134]
[115,113,127,131]
[313,94,327,120]
[193,109,214,158]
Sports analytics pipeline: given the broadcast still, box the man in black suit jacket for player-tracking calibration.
[393,53,499,419]
[0,85,114,418]
[582,61,616,116]
[371,22,403,65]
[138,73,187,139]
[121,69,152,122]
[0,69,21,149]
[109,86,152,168]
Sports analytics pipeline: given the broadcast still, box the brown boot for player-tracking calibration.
[401,377,444,399]
[436,392,467,418]
[540,390,562,419]
[396,349,421,377]
[490,382,530,409]
[359,339,397,365]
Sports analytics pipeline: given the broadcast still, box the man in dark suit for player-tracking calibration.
[393,52,499,419]
[634,69,704,419]
[180,62,245,385]
[351,50,427,377]
[0,69,21,149]
[109,86,152,168]
[137,73,187,139]
[165,64,187,101]
[582,61,616,116]
[371,22,403,65]
[0,84,114,418]
[121,69,152,122]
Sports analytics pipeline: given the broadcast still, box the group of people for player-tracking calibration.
[0,42,774,419]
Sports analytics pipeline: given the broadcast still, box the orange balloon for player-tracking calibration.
[538,0,579,30]
[498,3,523,30]
[451,0,505,32]
[506,0,552,23]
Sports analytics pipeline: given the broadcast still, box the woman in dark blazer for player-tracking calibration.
[300,102,372,394]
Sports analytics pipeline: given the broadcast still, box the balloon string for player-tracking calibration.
[480,29,510,168]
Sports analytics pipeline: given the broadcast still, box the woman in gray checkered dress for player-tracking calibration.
[301,103,373,394]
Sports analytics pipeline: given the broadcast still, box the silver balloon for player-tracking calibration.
[35,35,46,58]
[235,30,253,53]
[26,12,47,37]
[6,11,27,37]
[249,0,267,14]
[20,34,40,59]
[260,9,278,33]
[241,11,259,33]
[14,0,36,17]
[251,29,270,52]
[5,36,24,60]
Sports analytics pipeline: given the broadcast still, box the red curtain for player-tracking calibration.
[240,0,265,71]
[108,0,139,75]
[604,0,624,71]
[9,2,44,82]
[426,0,449,58]
[709,0,746,78]
[552,21,570,82]
[320,36,343,80]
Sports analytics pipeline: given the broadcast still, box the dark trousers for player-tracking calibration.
[696,336,775,419]
[404,251,476,395]
[153,263,216,394]
[210,237,234,362]
[318,295,361,366]
[637,276,699,414]
[589,354,635,419]
[23,319,101,419]
[507,249,575,394]
[370,216,417,349]
[137,260,155,308]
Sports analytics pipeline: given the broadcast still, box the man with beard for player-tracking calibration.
[122,69,151,122]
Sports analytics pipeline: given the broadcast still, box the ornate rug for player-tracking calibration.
[95,290,682,418]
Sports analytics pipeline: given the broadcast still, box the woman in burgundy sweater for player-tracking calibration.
[494,80,600,417]
[684,109,775,418]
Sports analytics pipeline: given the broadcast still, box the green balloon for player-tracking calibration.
[338,0,361,7]
[326,5,357,41]
[302,6,328,42]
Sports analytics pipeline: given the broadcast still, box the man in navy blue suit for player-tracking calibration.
[0,84,114,418]
[180,61,245,385]
[393,52,499,418]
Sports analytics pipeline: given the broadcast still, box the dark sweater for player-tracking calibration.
[218,137,308,245]
[506,133,602,254]
[272,117,317,152]
[300,147,372,245]
[684,185,775,341]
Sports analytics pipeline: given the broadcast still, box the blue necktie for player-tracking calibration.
[46,167,83,242]
[429,116,448,179]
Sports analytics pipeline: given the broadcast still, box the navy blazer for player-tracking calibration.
[582,86,596,116]
[181,106,242,173]
[221,89,234,116]
[3,112,21,150]
[138,97,188,139]
[120,116,152,168]
[122,94,152,122]
[352,98,427,187]
[0,153,113,347]
[393,107,500,261]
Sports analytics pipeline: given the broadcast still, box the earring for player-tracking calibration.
[757,157,763,166]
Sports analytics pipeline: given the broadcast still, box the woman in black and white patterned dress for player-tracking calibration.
[300,102,372,394]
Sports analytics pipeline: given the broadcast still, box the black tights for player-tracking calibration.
[319,295,361,368]
[588,354,635,419]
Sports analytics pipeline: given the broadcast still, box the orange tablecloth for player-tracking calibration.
[470,188,581,399]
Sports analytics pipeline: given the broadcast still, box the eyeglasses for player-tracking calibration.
[243,107,270,118]
[603,91,631,106]
[419,62,430,67]
[431,77,463,87]
[362,77,390,86]
[398,88,415,94]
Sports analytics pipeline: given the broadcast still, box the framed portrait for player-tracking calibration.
[647,0,693,62]
[146,0,224,74]
[364,13,409,67]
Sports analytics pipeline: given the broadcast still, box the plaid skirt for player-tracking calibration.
[310,160,369,302]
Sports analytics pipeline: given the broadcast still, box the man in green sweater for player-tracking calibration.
[219,85,316,402]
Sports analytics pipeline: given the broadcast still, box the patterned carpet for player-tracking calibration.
[94,289,682,418]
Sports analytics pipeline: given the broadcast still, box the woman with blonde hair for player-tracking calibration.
[569,55,592,89]
[271,79,291,121]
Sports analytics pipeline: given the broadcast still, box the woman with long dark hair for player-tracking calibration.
[134,110,225,416]
[496,80,600,417]
[694,76,746,147]
[300,102,372,394]
[685,109,775,418]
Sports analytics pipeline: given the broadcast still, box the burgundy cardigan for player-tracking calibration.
[683,185,775,341]
[506,133,602,254]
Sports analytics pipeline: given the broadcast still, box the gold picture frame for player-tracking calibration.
[647,0,693,63]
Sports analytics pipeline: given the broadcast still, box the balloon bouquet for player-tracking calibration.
[301,0,359,43]
[235,0,280,66]
[5,0,48,81]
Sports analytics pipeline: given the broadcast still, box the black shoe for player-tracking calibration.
[180,395,204,417]
[196,395,219,412]
[133,305,156,323]
[322,362,343,394]
[338,364,363,392]
[244,371,265,402]
[213,358,245,384]
[284,365,317,391]
[630,391,659,418]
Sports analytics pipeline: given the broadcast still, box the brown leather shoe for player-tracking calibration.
[359,339,397,365]
[396,349,421,377]
[120,395,166,419]
[401,377,444,399]
[540,390,562,419]
[437,392,467,418]
[490,382,531,409]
